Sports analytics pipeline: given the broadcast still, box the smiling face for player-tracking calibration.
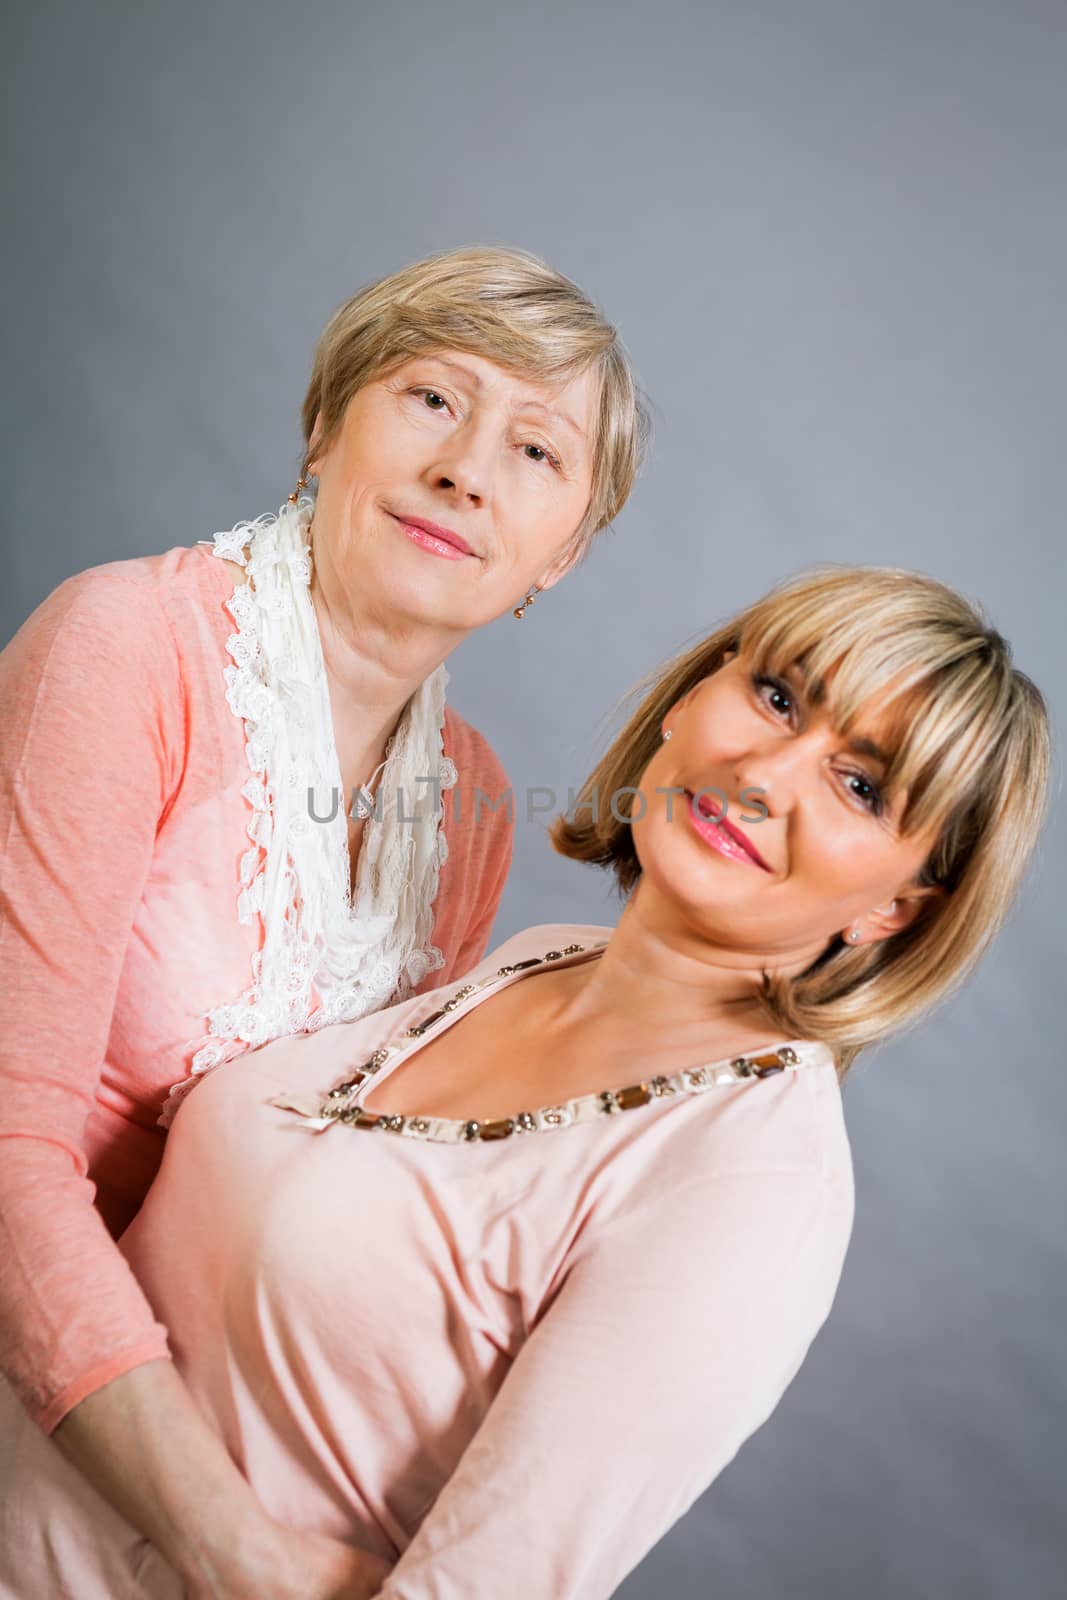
[630,649,946,971]
[306,349,598,632]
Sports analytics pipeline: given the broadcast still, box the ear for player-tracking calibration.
[660,682,705,732]
[533,536,585,594]
[305,411,326,476]
[660,645,744,746]
[856,883,946,945]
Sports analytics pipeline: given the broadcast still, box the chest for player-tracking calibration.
[334,750,390,900]
[344,811,366,899]
[358,993,738,1126]
[361,986,591,1122]
[359,964,801,1125]
[108,773,260,1097]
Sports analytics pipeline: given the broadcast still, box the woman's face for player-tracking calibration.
[630,649,945,969]
[308,349,598,631]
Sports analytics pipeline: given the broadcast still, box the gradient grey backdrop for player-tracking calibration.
[3,2,1065,1596]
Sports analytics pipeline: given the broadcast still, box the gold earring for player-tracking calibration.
[287,474,309,505]
[513,586,541,620]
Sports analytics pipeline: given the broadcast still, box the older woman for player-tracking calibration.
[0,565,1049,1599]
[0,247,647,1594]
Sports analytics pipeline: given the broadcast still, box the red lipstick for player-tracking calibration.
[686,791,772,872]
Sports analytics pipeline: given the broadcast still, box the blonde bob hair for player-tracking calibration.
[301,245,649,553]
[551,565,1051,1077]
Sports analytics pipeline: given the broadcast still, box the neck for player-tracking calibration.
[556,879,821,1048]
[308,553,466,774]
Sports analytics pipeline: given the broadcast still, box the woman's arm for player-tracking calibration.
[0,572,179,1426]
[372,1159,853,1600]
[0,573,391,1595]
[54,1362,392,1598]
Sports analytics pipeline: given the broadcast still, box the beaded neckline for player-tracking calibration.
[270,940,831,1147]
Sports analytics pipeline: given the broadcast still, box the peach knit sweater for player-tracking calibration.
[0,541,512,1432]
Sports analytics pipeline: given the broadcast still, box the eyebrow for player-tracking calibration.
[781,663,892,766]
[517,396,587,443]
[845,733,891,766]
[421,356,587,443]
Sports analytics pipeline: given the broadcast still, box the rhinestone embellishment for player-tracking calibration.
[303,942,820,1147]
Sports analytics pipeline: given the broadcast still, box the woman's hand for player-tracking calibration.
[264,1528,392,1600]
[52,1361,392,1600]
[182,1521,393,1599]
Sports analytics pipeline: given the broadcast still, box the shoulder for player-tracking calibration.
[3,545,223,665]
[650,1024,853,1197]
[0,546,230,761]
[616,1048,854,1292]
[1,561,171,701]
[562,1068,855,1356]
[465,921,615,979]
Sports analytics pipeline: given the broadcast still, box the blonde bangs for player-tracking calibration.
[740,567,1022,845]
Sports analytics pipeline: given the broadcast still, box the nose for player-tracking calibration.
[732,730,810,820]
[425,418,495,509]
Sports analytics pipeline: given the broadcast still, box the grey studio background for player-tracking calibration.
[3,3,1065,1597]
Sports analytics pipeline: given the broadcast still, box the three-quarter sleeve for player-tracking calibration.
[0,573,182,1431]
[376,1159,853,1600]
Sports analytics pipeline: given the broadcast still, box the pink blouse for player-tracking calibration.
[0,923,853,1599]
[0,542,513,1433]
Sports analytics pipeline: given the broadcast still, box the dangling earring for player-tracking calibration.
[513,586,541,620]
[289,457,318,505]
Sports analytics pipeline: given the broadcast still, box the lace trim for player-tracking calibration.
[159,496,456,1127]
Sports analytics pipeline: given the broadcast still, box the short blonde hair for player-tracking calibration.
[551,565,1051,1076]
[301,246,649,553]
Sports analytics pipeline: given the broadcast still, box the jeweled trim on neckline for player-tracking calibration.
[270,940,832,1146]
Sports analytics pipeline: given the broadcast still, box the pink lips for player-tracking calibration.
[686,791,772,871]
[388,511,475,560]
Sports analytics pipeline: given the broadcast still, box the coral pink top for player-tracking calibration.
[0,924,854,1600]
[0,542,512,1433]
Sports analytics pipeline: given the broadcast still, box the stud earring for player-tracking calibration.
[662,729,673,742]
[513,586,541,620]
[847,929,861,943]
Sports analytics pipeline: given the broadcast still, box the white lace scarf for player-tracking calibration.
[159,494,457,1127]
